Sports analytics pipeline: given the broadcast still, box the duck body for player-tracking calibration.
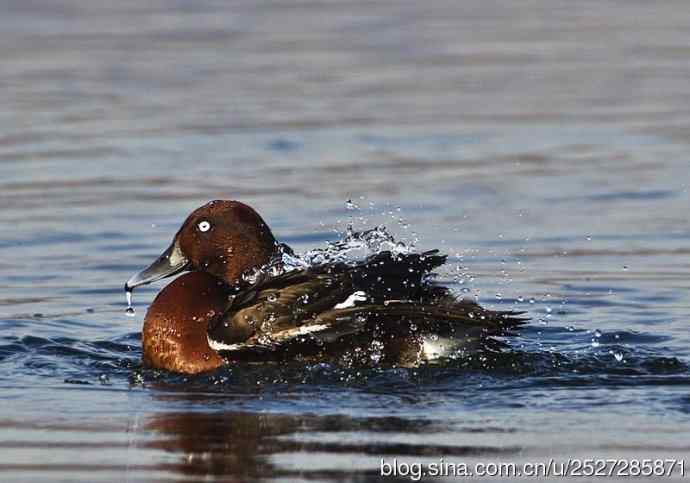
[128,200,525,374]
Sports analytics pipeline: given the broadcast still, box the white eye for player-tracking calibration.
[197,220,211,232]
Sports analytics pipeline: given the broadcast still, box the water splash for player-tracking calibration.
[301,225,412,266]
[242,226,415,285]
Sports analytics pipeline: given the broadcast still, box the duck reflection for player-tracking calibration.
[144,411,428,481]
[145,411,291,480]
[143,409,519,481]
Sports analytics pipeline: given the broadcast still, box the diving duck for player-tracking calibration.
[125,200,525,374]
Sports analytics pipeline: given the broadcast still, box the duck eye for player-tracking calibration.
[197,220,211,232]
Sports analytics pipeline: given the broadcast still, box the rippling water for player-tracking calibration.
[2,1,690,481]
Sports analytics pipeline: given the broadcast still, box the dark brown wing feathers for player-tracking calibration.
[207,249,526,356]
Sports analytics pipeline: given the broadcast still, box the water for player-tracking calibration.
[125,290,135,317]
[2,1,690,481]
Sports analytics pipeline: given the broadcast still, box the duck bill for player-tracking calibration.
[125,240,189,291]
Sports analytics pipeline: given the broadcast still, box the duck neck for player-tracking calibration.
[221,236,281,286]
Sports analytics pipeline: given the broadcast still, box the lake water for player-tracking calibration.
[2,1,690,481]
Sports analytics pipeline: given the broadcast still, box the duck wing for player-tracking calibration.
[310,297,526,342]
[206,249,525,357]
[206,250,444,350]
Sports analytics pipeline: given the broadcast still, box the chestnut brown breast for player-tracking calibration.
[142,271,226,374]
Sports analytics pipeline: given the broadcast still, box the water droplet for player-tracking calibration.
[130,371,145,385]
[125,290,135,317]
[613,352,623,362]
[545,306,552,313]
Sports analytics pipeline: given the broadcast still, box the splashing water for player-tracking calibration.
[241,226,415,285]
[300,225,412,266]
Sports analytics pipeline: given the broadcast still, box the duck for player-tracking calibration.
[125,200,525,374]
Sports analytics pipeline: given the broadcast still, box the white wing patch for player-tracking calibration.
[208,323,332,352]
[207,336,245,352]
[292,323,330,335]
[333,291,367,309]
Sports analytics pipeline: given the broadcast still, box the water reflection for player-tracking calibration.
[146,411,284,480]
[144,409,520,481]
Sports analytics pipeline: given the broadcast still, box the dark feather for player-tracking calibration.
[207,247,527,362]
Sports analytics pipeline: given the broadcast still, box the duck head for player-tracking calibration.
[126,200,278,291]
